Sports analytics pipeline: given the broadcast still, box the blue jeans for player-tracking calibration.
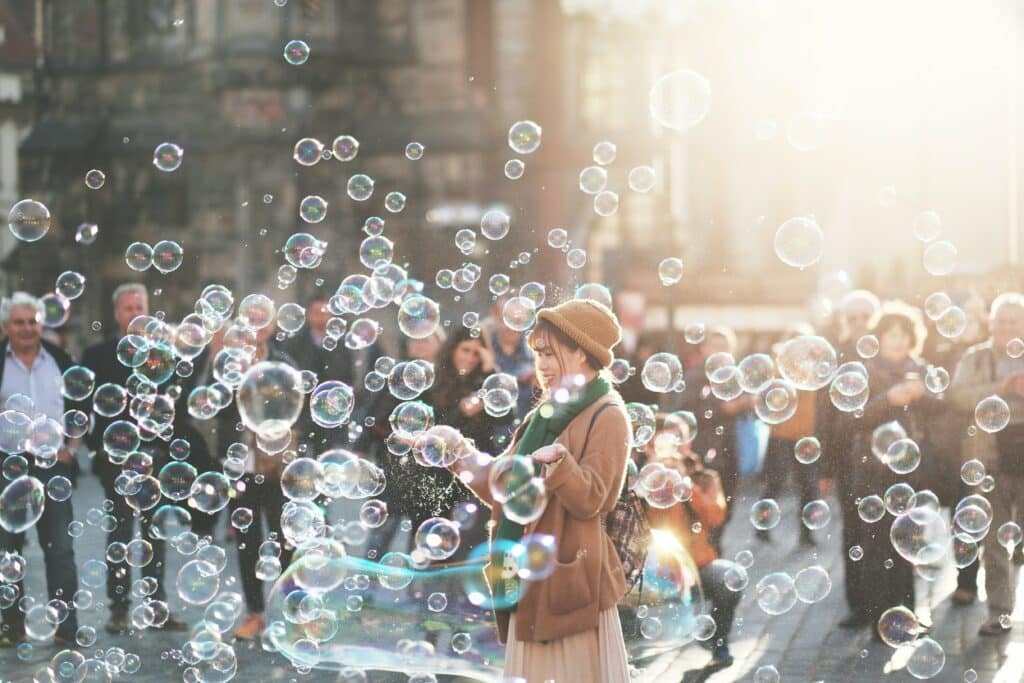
[0,465,79,640]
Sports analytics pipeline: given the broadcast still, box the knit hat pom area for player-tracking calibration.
[533,299,623,368]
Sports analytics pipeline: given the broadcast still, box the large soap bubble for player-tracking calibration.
[774,217,823,268]
[775,335,837,390]
[237,361,304,440]
[0,475,45,533]
[649,69,711,131]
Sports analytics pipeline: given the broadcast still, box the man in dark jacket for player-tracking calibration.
[81,283,186,634]
[0,293,81,645]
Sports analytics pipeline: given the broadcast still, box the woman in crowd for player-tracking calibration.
[452,299,632,682]
[841,301,943,634]
[645,415,741,670]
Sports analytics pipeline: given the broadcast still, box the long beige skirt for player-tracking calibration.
[503,607,630,683]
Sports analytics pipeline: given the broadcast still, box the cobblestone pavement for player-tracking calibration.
[2,474,1023,682]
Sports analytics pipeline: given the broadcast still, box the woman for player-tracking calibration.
[452,299,631,682]
[842,301,943,633]
[644,416,740,670]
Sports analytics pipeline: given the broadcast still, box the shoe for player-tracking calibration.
[52,634,77,648]
[706,644,734,670]
[839,613,871,629]
[756,529,771,543]
[105,608,129,635]
[234,613,265,641]
[979,617,1012,636]
[155,614,188,632]
[952,588,977,606]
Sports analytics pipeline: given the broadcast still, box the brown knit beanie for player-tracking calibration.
[531,299,622,368]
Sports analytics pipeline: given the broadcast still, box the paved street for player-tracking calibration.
[2,471,1023,682]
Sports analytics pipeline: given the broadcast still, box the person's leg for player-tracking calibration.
[232,476,265,614]
[760,437,787,500]
[982,473,1019,627]
[140,506,167,602]
[0,527,26,638]
[699,560,742,648]
[33,478,79,641]
[265,479,293,570]
[105,484,134,612]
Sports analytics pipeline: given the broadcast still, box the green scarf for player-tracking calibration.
[490,375,611,611]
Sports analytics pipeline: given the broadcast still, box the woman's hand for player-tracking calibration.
[476,344,496,373]
[531,443,569,464]
[459,395,485,417]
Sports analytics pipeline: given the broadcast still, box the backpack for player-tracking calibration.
[584,403,650,591]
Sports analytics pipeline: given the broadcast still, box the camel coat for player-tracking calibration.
[453,392,631,644]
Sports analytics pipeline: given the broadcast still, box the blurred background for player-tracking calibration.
[0,0,1021,355]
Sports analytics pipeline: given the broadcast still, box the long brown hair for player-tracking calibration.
[430,326,492,410]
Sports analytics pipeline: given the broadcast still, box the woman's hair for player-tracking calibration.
[872,300,927,357]
[431,325,490,410]
[527,319,603,373]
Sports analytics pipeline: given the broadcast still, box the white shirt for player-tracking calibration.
[0,344,66,443]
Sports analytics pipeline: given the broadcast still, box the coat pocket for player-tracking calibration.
[546,554,593,615]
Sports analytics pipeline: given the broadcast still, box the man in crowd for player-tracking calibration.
[950,292,1024,636]
[82,283,186,634]
[0,293,80,645]
[283,293,381,453]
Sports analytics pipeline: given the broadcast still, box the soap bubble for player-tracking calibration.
[125,241,153,272]
[925,366,950,393]
[293,137,323,166]
[923,240,957,276]
[567,248,588,269]
[8,198,51,243]
[750,499,781,531]
[592,141,616,166]
[754,665,780,683]
[55,271,86,300]
[414,518,461,561]
[794,565,831,603]
[501,296,536,332]
[641,353,683,393]
[774,217,823,268]
[857,495,886,523]
[775,335,836,390]
[737,354,774,394]
[877,605,920,647]
[996,521,1022,554]
[975,395,1010,433]
[658,258,683,286]
[504,159,525,180]
[405,142,425,160]
[510,534,557,581]
[176,559,220,605]
[75,222,98,244]
[755,572,797,615]
[152,142,183,172]
[890,506,949,565]
[754,379,798,424]
[333,135,359,161]
[578,166,607,194]
[649,69,711,130]
[801,500,830,530]
[0,475,44,533]
[936,306,967,339]
[961,459,985,485]
[793,436,821,464]
[628,165,656,193]
[283,39,310,65]
[398,295,440,339]
[480,209,510,241]
[508,120,542,154]
[884,482,916,516]
[309,381,355,429]
[281,458,325,503]
[347,174,374,201]
[593,191,619,217]
[912,210,942,242]
[384,191,407,213]
[907,637,945,679]
[61,365,95,401]
[237,361,304,439]
[299,195,328,223]
[85,168,105,189]
[151,240,184,274]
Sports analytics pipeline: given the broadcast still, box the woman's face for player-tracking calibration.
[453,339,482,375]
[879,324,912,363]
[533,335,588,391]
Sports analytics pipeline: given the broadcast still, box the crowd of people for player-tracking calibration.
[0,279,1022,679]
